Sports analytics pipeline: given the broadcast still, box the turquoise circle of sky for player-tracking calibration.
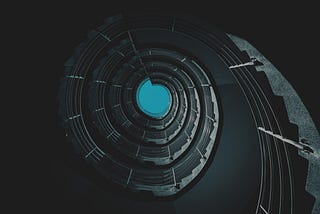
[136,79,171,118]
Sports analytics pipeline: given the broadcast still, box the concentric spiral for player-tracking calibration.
[59,15,220,196]
[58,13,317,214]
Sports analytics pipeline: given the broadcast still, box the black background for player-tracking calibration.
[10,1,319,213]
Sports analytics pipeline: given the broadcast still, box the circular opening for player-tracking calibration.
[136,79,172,118]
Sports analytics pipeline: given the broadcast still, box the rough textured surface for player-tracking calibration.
[229,34,320,214]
